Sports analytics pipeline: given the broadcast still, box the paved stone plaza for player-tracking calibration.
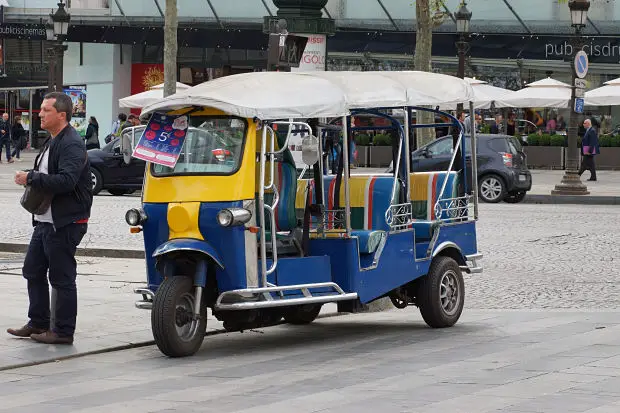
[1,152,619,412]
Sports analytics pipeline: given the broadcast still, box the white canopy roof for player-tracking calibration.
[444,77,516,110]
[119,82,191,109]
[585,77,620,106]
[140,71,475,120]
[499,77,572,108]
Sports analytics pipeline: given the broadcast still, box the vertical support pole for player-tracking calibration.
[341,115,351,235]
[403,107,411,203]
[469,101,479,220]
[258,125,268,287]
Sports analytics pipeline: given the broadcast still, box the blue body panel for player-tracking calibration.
[309,220,477,304]
[198,202,248,293]
[433,221,478,257]
[276,256,332,286]
[141,203,171,291]
[141,201,247,293]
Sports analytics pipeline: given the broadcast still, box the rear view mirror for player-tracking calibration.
[301,135,320,166]
[421,148,431,158]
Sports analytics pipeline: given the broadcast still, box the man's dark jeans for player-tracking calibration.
[23,222,87,337]
[0,137,10,161]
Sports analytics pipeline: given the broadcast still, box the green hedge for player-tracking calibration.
[527,133,620,147]
[355,133,371,146]
[372,133,393,146]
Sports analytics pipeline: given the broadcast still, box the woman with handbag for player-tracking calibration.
[84,116,100,150]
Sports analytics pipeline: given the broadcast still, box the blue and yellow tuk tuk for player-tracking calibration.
[126,71,483,357]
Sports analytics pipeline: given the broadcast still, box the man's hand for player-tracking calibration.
[14,171,28,186]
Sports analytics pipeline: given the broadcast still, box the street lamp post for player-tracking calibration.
[46,2,70,93]
[455,1,472,85]
[552,0,590,196]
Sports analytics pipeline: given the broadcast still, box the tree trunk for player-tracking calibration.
[414,0,435,147]
[164,0,178,98]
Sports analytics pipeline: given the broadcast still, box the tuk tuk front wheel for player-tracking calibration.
[283,304,322,325]
[151,276,207,357]
[417,256,464,328]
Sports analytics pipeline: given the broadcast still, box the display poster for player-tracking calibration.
[291,34,327,72]
[64,85,87,137]
[132,112,189,168]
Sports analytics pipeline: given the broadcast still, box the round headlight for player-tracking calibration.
[216,209,233,227]
[125,208,145,226]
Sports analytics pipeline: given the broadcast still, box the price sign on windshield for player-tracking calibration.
[132,113,189,168]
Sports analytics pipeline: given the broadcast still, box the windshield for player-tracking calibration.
[151,116,247,176]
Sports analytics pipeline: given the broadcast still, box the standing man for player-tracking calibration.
[0,112,13,163]
[579,118,599,182]
[8,92,93,345]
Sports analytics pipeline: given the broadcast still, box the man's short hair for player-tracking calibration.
[118,113,127,122]
[44,92,73,122]
[128,114,137,120]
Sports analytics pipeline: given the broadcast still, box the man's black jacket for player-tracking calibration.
[27,124,93,229]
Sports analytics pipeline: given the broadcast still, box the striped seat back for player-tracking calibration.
[296,176,398,231]
[409,171,459,221]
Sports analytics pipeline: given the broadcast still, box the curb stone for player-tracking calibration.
[523,194,620,205]
[0,243,145,259]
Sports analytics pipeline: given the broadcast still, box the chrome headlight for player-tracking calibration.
[125,208,147,226]
[216,208,251,227]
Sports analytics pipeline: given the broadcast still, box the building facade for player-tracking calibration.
[2,0,620,143]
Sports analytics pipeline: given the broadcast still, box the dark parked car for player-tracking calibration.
[88,136,145,196]
[411,134,532,203]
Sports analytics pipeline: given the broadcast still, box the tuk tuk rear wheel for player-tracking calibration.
[417,256,464,328]
[283,304,322,325]
[151,276,207,357]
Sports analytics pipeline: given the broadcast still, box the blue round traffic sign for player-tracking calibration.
[575,51,589,79]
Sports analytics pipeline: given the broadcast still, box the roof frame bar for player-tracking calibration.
[500,0,531,34]
[113,0,131,26]
[587,17,601,35]
[153,0,164,18]
[376,0,399,31]
[439,0,456,24]
[205,0,225,29]
[261,0,273,17]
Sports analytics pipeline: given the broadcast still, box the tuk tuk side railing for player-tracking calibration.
[258,124,279,287]
[257,120,316,287]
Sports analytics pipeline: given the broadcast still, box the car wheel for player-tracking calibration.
[90,168,103,195]
[479,174,506,203]
[504,191,527,203]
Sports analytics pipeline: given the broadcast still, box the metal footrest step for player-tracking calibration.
[215,282,358,311]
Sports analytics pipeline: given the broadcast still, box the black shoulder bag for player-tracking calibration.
[20,141,53,215]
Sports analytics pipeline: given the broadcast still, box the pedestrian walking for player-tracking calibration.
[0,112,13,163]
[11,116,25,161]
[8,92,93,345]
[578,118,599,182]
[84,116,100,150]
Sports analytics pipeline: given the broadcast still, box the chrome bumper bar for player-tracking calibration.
[134,288,154,310]
[215,282,358,311]
[460,253,483,275]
